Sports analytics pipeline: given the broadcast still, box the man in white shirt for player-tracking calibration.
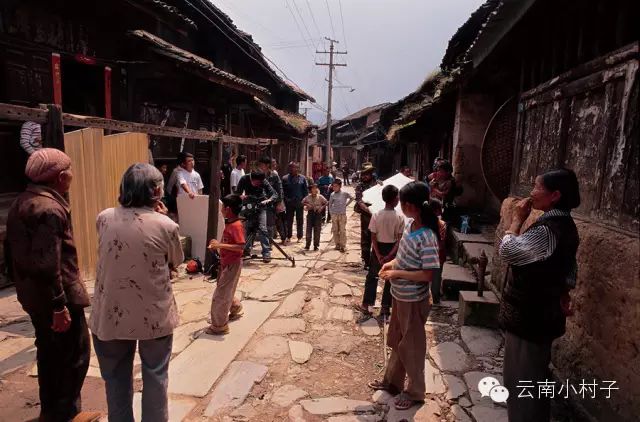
[230,155,246,193]
[167,152,203,199]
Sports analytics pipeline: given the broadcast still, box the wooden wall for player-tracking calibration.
[64,128,148,280]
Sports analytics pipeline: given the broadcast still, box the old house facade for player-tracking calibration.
[383,0,638,420]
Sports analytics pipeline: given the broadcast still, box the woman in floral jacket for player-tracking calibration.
[90,163,184,422]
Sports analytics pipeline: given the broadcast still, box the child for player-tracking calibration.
[428,160,454,203]
[429,198,447,304]
[206,194,246,335]
[357,185,404,319]
[328,179,353,252]
[302,184,328,251]
[368,181,441,410]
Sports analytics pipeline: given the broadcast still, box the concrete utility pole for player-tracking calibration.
[316,37,347,169]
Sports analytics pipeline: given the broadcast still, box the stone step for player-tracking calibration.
[442,263,477,298]
[247,266,308,300]
[167,300,278,397]
[204,361,268,416]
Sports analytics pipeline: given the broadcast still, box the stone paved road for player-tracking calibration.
[0,187,515,422]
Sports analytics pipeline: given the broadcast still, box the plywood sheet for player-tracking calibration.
[177,195,225,261]
[64,129,149,280]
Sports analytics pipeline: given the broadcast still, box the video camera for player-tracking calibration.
[240,195,269,218]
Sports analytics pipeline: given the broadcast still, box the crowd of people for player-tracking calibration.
[4,146,581,421]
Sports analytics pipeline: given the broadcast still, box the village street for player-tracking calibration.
[0,187,515,422]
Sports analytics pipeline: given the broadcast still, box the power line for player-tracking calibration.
[304,0,323,40]
[183,0,307,95]
[283,0,316,59]
[316,37,347,167]
[337,0,348,50]
[290,0,319,50]
[324,0,337,39]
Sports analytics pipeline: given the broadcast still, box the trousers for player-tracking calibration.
[210,262,243,329]
[30,306,90,422]
[363,242,394,308]
[383,297,431,400]
[331,214,347,249]
[286,203,304,240]
[244,209,271,258]
[93,334,173,422]
[305,211,323,248]
[503,331,553,422]
[360,213,372,264]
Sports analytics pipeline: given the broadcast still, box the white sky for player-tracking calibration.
[212,0,485,124]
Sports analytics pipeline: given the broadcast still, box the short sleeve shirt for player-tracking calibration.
[369,209,405,244]
[176,168,204,196]
[391,220,440,302]
[220,219,245,266]
[230,168,245,190]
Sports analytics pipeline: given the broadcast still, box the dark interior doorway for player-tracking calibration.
[61,59,104,117]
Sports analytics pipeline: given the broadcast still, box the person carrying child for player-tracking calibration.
[429,198,447,304]
[302,184,328,251]
[368,181,441,410]
[206,194,246,335]
[356,185,405,320]
[328,179,354,252]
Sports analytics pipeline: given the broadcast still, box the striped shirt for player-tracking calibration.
[20,121,42,155]
[391,220,441,302]
[499,209,577,287]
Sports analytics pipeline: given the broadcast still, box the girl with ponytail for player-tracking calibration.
[367,181,441,410]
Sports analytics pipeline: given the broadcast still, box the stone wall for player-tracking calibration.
[491,198,640,421]
[451,93,495,211]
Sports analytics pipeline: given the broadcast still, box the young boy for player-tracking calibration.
[357,185,405,318]
[328,179,353,252]
[429,198,447,303]
[206,194,245,335]
[302,184,328,251]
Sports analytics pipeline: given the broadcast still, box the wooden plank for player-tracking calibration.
[205,135,223,268]
[0,103,277,146]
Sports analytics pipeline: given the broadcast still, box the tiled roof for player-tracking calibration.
[129,30,270,98]
[253,97,314,136]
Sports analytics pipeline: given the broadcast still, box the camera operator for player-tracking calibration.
[236,170,277,263]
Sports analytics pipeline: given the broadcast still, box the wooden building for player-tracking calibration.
[383,0,638,420]
[315,103,389,178]
[0,0,314,284]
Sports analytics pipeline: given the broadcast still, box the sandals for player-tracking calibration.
[367,379,388,390]
[393,394,423,410]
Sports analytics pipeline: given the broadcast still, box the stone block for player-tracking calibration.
[458,290,500,328]
[442,263,477,297]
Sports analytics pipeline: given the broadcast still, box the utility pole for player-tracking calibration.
[316,37,347,169]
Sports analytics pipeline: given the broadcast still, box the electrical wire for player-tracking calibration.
[183,0,308,94]
[291,0,320,50]
[338,0,348,50]
[283,0,316,59]
[324,0,337,39]
[304,0,323,41]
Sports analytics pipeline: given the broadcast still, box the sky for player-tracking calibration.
[212,0,485,124]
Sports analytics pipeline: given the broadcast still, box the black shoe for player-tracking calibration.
[263,257,272,263]
[314,246,319,251]
[304,245,310,250]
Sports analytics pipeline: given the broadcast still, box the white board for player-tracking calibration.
[177,195,225,260]
[362,173,414,219]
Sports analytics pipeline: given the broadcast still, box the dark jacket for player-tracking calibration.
[499,215,579,343]
[5,185,90,315]
[236,174,277,203]
[282,174,309,205]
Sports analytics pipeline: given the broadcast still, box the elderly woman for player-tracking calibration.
[90,163,184,422]
[498,168,581,422]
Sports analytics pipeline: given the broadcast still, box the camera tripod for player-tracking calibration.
[244,225,296,267]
